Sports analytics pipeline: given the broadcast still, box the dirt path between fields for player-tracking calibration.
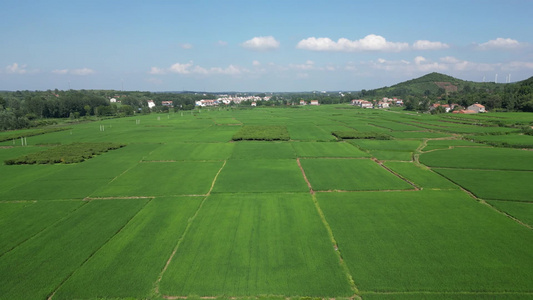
[296,158,314,194]
[371,158,419,191]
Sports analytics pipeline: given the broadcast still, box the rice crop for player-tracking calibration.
[300,158,413,191]
[419,147,533,171]
[159,193,352,297]
[317,190,533,292]
[434,168,533,201]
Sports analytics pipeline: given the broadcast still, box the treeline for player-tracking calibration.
[0,90,212,130]
[365,74,533,112]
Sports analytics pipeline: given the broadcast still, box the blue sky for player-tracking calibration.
[1,0,532,92]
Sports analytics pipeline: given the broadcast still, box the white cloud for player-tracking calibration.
[169,61,194,74]
[51,68,95,75]
[149,62,248,76]
[70,68,95,76]
[296,34,409,52]
[501,61,533,71]
[217,40,228,46]
[412,40,449,50]
[149,67,167,75]
[289,60,315,70]
[180,43,193,49]
[252,60,261,66]
[52,69,69,75]
[6,63,27,74]
[241,36,280,51]
[478,38,523,50]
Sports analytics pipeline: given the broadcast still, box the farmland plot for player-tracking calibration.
[287,124,336,141]
[470,133,533,148]
[349,139,421,152]
[300,158,413,191]
[159,193,352,297]
[384,162,459,189]
[145,142,234,161]
[291,141,370,158]
[434,168,533,202]
[0,199,148,300]
[54,197,203,299]
[420,147,533,170]
[488,200,533,226]
[0,201,83,255]
[317,190,533,293]
[92,161,224,197]
[230,141,296,160]
[422,139,490,151]
[212,159,308,193]
[369,150,413,161]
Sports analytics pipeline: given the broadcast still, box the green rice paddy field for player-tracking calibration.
[0,105,532,300]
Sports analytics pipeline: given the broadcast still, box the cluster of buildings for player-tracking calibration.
[299,100,320,106]
[429,103,487,114]
[351,97,403,109]
[195,95,271,107]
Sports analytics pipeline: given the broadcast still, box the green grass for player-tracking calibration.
[488,200,533,226]
[434,168,533,202]
[0,201,84,255]
[232,125,290,141]
[0,199,148,300]
[159,193,352,297]
[419,147,533,171]
[230,141,296,159]
[54,196,203,299]
[470,133,533,148]
[422,139,490,151]
[2,107,533,299]
[4,142,125,165]
[93,161,224,197]
[291,141,370,158]
[387,131,452,139]
[144,142,235,161]
[288,124,336,141]
[369,150,413,161]
[317,190,533,292]
[300,158,413,191]
[212,159,309,193]
[349,139,421,151]
[384,162,459,189]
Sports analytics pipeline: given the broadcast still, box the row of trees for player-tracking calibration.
[0,90,210,131]
[409,78,533,113]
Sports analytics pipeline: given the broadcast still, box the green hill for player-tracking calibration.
[367,72,504,97]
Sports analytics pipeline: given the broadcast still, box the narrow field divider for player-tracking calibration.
[48,198,153,300]
[153,195,210,297]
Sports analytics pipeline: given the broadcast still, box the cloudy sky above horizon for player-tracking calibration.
[1,0,532,92]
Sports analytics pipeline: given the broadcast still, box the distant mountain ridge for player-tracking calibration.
[366,72,530,97]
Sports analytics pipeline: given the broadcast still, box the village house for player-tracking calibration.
[251,101,257,107]
[161,101,173,107]
[310,100,319,106]
[360,100,373,108]
[377,101,389,109]
[299,100,307,105]
[468,103,486,113]
[350,99,373,108]
[147,100,156,109]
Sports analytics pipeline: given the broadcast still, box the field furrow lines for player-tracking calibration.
[47,198,153,300]
[154,196,209,297]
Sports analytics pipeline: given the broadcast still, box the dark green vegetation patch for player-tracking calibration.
[4,142,125,165]
[232,125,289,141]
[332,130,391,140]
[0,127,70,143]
